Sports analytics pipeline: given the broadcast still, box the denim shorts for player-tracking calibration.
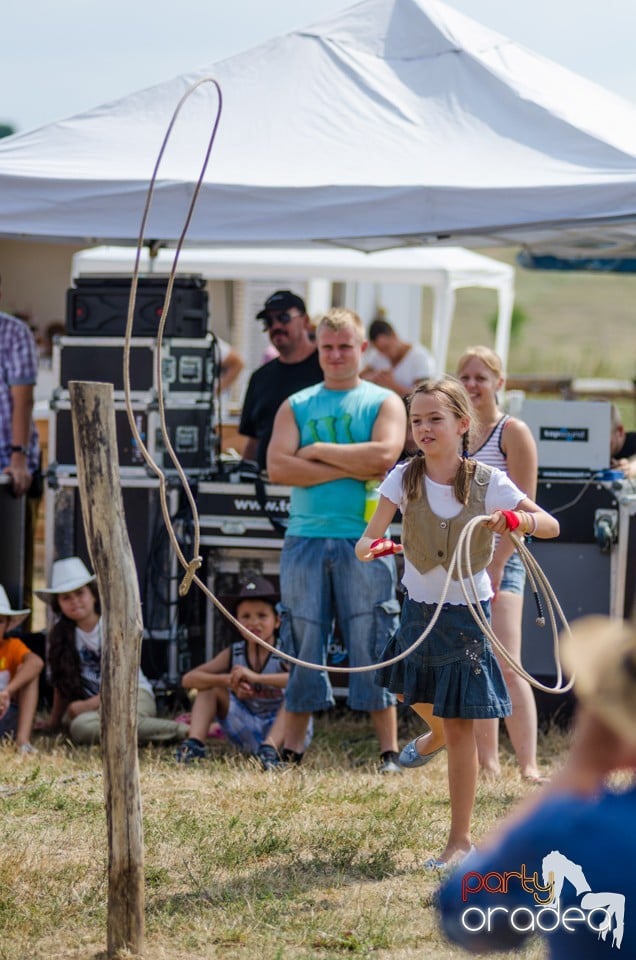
[219,694,313,754]
[0,702,17,739]
[376,598,512,719]
[278,536,399,713]
[499,551,526,595]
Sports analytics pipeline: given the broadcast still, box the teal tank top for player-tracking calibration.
[287,380,391,538]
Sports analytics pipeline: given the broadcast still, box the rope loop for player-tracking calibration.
[179,556,203,597]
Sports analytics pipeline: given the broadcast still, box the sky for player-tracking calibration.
[4,0,636,133]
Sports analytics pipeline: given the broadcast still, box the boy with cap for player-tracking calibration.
[176,575,308,767]
[238,290,322,471]
[0,584,43,753]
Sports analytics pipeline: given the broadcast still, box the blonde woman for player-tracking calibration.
[458,346,544,782]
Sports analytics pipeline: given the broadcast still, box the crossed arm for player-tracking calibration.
[267,392,406,487]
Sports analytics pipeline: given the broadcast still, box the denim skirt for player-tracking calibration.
[376,598,512,719]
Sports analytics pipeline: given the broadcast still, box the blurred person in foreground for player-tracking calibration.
[438,606,636,958]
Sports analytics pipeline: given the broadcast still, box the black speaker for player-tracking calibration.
[47,477,204,683]
[66,275,208,338]
[0,479,25,607]
[50,401,148,472]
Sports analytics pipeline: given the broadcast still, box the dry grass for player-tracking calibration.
[0,712,569,960]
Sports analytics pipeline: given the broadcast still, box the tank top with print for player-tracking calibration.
[230,640,286,715]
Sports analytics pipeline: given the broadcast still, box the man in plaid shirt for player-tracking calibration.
[0,313,40,492]
[0,283,40,620]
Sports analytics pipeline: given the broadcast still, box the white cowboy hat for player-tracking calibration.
[560,609,636,746]
[35,556,96,603]
[0,584,30,630]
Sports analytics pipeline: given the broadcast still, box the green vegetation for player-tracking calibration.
[420,248,635,377]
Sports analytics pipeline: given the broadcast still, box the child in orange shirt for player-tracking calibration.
[0,585,43,753]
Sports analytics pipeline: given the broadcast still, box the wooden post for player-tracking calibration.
[69,381,145,958]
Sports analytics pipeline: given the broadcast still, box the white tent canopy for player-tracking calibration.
[72,244,515,374]
[1,0,636,255]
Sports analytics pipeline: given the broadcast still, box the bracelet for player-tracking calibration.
[10,444,28,455]
[526,512,538,536]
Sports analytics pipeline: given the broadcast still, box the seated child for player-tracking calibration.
[37,556,187,745]
[0,585,43,753]
[177,576,311,768]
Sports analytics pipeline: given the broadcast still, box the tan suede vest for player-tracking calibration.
[401,461,494,579]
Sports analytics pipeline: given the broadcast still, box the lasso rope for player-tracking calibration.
[122,79,572,694]
[124,77,223,597]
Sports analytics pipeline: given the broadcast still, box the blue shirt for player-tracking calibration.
[438,784,636,958]
[287,380,391,539]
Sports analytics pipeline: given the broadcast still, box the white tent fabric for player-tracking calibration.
[1,0,636,254]
[72,244,515,374]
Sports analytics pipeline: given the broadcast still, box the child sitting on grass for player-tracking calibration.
[0,584,43,753]
[37,556,187,745]
[177,576,311,769]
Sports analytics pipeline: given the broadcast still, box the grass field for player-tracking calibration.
[0,711,572,960]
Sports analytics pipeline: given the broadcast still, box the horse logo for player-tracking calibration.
[542,850,625,949]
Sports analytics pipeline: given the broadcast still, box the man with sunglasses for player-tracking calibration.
[238,290,322,471]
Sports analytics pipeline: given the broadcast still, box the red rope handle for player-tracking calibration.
[370,537,400,557]
[500,509,520,531]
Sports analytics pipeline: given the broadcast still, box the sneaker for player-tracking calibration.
[280,748,304,765]
[399,737,445,769]
[175,737,206,763]
[257,744,284,771]
[378,750,403,774]
[17,742,38,755]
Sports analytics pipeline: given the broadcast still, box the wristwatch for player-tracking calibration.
[10,444,28,455]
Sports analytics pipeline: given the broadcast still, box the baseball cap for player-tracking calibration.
[237,576,278,601]
[256,290,306,320]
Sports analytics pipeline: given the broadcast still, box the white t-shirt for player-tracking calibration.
[364,342,435,392]
[75,618,154,697]
[379,461,525,604]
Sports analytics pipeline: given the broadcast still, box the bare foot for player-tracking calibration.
[522,769,550,785]
[480,764,501,779]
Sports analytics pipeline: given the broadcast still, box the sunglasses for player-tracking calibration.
[262,311,298,329]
